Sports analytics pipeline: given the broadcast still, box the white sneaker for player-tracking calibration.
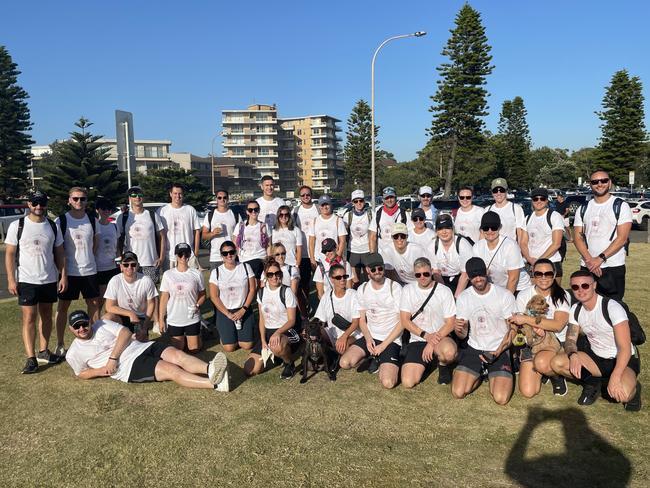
[215,371,230,392]
[208,352,227,385]
[152,323,161,335]
[54,344,66,358]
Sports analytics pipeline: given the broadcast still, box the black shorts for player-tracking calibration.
[128,342,170,383]
[348,252,369,268]
[252,327,302,355]
[58,274,100,300]
[96,267,119,286]
[18,282,58,306]
[167,322,201,337]
[244,259,264,280]
[299,258,312,292]
[116,315,148,333]
[442,274,460,293]
[353,337,401,366]
[215,308,256,344]
[581,265,626,300]
[403,341,436,367]
[579,340,640,377]
[457,345,513,379]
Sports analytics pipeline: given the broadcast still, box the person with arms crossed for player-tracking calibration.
[485,178,526,243]
[158,183,201,270]
[454,186,484,243]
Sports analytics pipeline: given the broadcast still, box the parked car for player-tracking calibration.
[630,200,650,231]
[0,204,29,240]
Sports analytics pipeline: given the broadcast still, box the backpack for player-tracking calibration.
[15,217,58,263]
[235,221,269,250]
[258,284,288,308]
[525,209,567,261]
[573,297,645,346]
[434,234,475,255]
[58,212,96,236]
[375,206,408,239]
[578,197,630,255]
[117,209,160,255]
[344,209,371,249]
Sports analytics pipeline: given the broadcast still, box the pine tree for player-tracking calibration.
[135,167,210,209]
[496,96,531,188]
[0,46,33,201]
[39,118,127,214]
[596,69,647,184]
[343,99,378,194]
[428,4,494,196]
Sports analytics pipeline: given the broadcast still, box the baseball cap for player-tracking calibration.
[466,257,488,279]
[481,211,501,229]
[318,195,332,206]
[391,222,408,236]
[382,187,396,198]
[127,185,143,195]
[491,178,508,191]
[95,197,114,210]
[419,186,433,196]
[29,190,48,205]
[121,251,138,262]
[69,310,90,328]
[351,189,364,200]
[411,208,426,220]
[436,213,454,229]
[364,252,384,268]
[531,187,549,199]
[321,238,337,252]
[175,243,192,255]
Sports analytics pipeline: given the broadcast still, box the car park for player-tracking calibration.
[0,204,29,240]
[630,200,650,231]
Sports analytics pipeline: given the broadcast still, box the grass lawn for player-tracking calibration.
[0,246,648,487]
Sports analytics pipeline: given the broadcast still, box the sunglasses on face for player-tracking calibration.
[353,199,364,204]
[220,249,236,257]
[279,213,290,218]
[266,271,282,278]
[71,196,87,202]
[216,196,228,200]
[571,283,592,291]
[412,217,424,222]
[414,272,431,278]
[121,262,137,268]
[30,201,47,207]
[331,274,349,281]
[71,322,90,330]
[300,193,311,198]
[176,252,191,259]
[590,177,610,186]
[492,187,506,194]
[369,266,383,273]
[533,271,555,278]
[392,234,407,240]
[532,196,548,202]
[274,252,286,257]
[129,193,144,198]
[481,225,499,232]
[458,195,472,200]
[420,194,432,199]
[247,207,260,213]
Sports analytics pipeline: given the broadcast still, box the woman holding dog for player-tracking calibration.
[509,258,571,399]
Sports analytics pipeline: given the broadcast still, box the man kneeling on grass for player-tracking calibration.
[65,310,230,391]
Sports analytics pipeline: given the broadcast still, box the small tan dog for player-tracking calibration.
[514,294,561,355]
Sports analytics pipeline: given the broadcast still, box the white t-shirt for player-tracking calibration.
[400,282,456,343]
[160,268,205,327]
[454,205,485,243]
[95,221,120,272]
[5,217,64,284]
[56,212,99,277]
[104,273,158,315]
[515,286,571,342]
[573,196,632,268]
[369,207,407,254]
[271,227,303,266]
[66,319,153,383]
[456,284,516,351]
[203,208,238,263]
[234,222,268,261]
[525,210,565,262]
[261,263,300,288]
[209,263,253,310]
[485,201,525,242]
[314,288,363,344]
[158,204,200,260]
[313,259,353,295]
[122,211,165,267]
[434,236,474,277]
[570,295,632,358]
[256,196,285,231]
[383,243,427,284]
[473,236,531,291]
[345,211,371,254]
[309,214,347,261]
[357,279,402,344]
[258,285,298,330]
[294,204,319,251]
[407,228,436,253]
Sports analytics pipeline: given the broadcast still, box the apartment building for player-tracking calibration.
[99,138,178,174]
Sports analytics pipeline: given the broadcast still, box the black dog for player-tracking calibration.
[300,320,337,384]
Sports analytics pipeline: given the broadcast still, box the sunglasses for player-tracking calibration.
[266,271,282,278]
[532,196,547,202]
[220,249,237,257]
[278,213,290,218]
[129,193,144,198]
[352,199,364,204]
[300,193,312,198]
[369,266,384,273]
[392,234,407,240]
[384,195,396,200]
[481,225,499,232]
[71,196,87,202]
[30,201,47,207]
[571,283,592,291]
[458,195,472,200]
[176,252,191,259]
[412,217,424,222]
[331,274,349,281]
[274,252,287,257]
[216,196,228,200]
[492,187,506,194]
[247,208,260,213]
[590,177,610,186]
[121,262,138,268]
[533,271,555,278]
[414,272,431,278]
[71,322,90,330]
[420,194,432,198]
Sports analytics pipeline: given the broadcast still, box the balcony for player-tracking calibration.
[312,153,337,160]
[311,143,330,149]
[257,152,279,158]
[223,141,246,147]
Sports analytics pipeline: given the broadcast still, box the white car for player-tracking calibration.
[630,200,650,231]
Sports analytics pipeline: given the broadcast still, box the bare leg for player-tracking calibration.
[160,347,209,375]
[154,361,213,389]
[37,302,54,352]
[55,299,71,347]
[86,297,101,323]
[270,336,292,363]
[401,363,426,389]
[489,375,514,405]
[379,363,399,389]
[339,344,366,369]
[186,335,201,354]
[21,305,38,357]
[238,341,254,351]
[518,360,541,398]
[451,370,481,399]
[169,335,187,352]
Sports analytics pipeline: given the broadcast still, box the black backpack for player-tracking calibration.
[375,206,408,239]
[573,297,645,346]
[15,217,58,263]
[258,284,288,308]
[205,208,240,248]
[525,209,567,261]
[58,212,96,236]
[434,234,474,255]
[578,197,630,255]
[117,209,160,255]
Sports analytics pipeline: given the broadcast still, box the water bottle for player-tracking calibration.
[187,304,198,320]
[235,319,242,330]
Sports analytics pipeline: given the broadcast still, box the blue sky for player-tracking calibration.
[3,0,649,161]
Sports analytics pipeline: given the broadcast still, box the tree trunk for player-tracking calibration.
[443,136,457,197]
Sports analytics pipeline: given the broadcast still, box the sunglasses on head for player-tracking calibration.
[590,177,610,186]
[353,199,364,204]
[532,196,547,202]
[533,271,555,278]
[71,321,89,330]
[492,187,506,194]
[300,193,311,198]
[216,195,228,200]
[247,207,260,213]
[571,283,592,291]
[129,193,144,198]
[481,225,499,232]
[414,272,431,278]
[392,234,407,240]
[121,262,137,268]
[458,195,472,200]
[331,274,349,281]
[220,249,236,257]
[266,271,282,278]
[274,252,286,257]
[369,265,383,273]
[71,196,87,202]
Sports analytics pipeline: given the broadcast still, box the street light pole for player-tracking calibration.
[371,31,426,212]
[210,134,218,194]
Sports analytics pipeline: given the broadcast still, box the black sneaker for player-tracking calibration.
[437,365,453,385]
[280,362,296,380]
[577,384,600,406]
[37,349,64,365]
[367,357,380,374]
[22,357,38,374]
[541,375,550,385]
[624,383,642,412]
[550,376,568,396]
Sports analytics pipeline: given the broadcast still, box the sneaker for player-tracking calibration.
[367,357,380,375]
[151,323,161,335]
[208,352,228,385]
[577,384,600,406]
[437,365,453,385]
[624,383,642,412]
[541,375,550,385]
[280,362,296,380]
[215,371,230,392]
[36,349,64,365]
[54,344,66,359]
[550,376,568,396]
[22,357,38,374]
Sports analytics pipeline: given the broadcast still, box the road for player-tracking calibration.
[1,231,648,300]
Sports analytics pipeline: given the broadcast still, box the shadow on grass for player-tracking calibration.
[505,407,631,488]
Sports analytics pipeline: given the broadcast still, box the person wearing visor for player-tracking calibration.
[159,243,207,353]
[103,251,158,340]
[95,197,120,310]
[308,195,347,270]
[407,208,436,252]
[417,185,437,229]
[432,214,473,297]
[5,191,66,373]
[369,186,408,255]
[485,178,525,243]
[65,310,230,391]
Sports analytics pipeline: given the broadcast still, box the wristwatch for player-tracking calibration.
[598,252,607,262]
[419,330,427,339]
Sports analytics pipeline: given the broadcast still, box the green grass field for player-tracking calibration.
[1,246,648,487]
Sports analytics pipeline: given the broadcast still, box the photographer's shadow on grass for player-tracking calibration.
[506,407,631,488]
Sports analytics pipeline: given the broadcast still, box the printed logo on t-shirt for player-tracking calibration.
[130,225,146,240]
[72,230,87,250]
[23,233,48,257]
[382,225,392,237]
[353,225,365,237]
[171,219,182,236]
[174,282,188,297]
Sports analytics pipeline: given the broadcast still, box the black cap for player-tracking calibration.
[175,242,192,255]
[481,211,501,228]
[466,257,488,279]
[436,213,454,229]
[69,310,90,327]
[411,208,426,220]
[29,190,48,205]
[530,187,549,198]
[121,251,138,262]
[364,252,384,268]
[321,238,337,252]
[95,197,114,210]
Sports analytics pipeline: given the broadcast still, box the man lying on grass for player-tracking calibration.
[65,310,230,391]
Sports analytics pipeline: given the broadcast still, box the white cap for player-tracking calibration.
[351,189,364,200]
[419,186,433,196]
